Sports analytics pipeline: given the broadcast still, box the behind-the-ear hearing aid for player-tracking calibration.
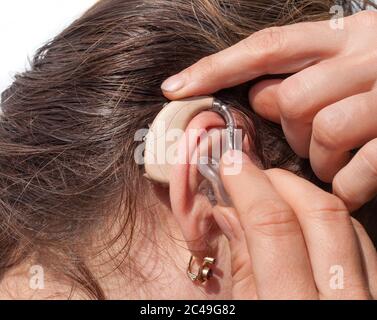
[143,95,236,206]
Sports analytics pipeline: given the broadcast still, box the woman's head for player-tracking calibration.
[0,0,374,299]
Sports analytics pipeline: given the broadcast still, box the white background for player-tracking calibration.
[0,0,98,96]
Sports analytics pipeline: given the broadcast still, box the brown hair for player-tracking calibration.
[0,0,375,299]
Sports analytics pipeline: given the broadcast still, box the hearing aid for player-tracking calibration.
[144,96,235,206]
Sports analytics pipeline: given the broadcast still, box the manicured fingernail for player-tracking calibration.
[161,74,185,92]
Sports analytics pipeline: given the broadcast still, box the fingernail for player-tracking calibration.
[161,74,185,92]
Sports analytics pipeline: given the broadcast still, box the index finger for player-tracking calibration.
[162,20,345,100]
[220,150,317,299]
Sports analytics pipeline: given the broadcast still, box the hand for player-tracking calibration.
[213,150,377,299]
[161,11,377,211]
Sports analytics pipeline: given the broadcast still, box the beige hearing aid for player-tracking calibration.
[144,96,227,185]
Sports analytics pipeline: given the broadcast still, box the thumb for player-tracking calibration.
[213,206,257,299]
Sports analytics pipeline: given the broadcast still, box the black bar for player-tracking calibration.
[0,300,374,319]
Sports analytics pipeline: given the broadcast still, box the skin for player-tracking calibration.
[0,203,233,300]
[161,10,377,211]
[1,11,376,301]
[161,11,377,298]
[215,150,377,299]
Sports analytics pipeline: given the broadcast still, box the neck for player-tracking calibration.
[0,206,231,300]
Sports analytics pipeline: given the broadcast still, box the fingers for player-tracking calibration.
[248,79,282,123]
[351,218,377,299]
[213,206,257,299]
[249,54,377,157]
[281,54,377,157]
[333,138,377,211]
[310,90,377,183]
[220,150,317,299]
[162,20,345,100]
[265,169,370,299]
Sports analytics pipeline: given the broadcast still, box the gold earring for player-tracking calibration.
[187,255,216,283]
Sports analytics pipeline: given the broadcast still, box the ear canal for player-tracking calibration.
[144,96,214,185]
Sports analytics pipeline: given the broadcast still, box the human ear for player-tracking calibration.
[168,110,227,254]
[144,96,251,255]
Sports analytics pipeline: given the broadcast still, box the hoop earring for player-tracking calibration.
[187,255,216,283]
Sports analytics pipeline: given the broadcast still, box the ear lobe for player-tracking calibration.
[168,111,226,254]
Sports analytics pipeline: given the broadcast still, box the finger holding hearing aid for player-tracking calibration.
[162,11,377,211]
[219,150,318,299]
[218,150,377,299]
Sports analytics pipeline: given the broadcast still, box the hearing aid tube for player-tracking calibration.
[197,99,236,207]
[197,156,232,207]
